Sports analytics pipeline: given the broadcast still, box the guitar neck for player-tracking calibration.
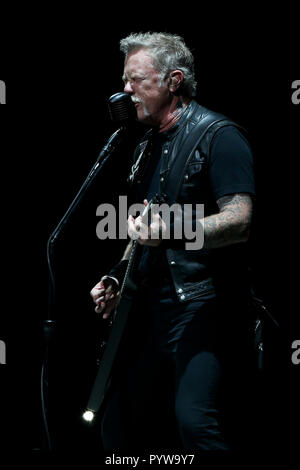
[116,197,160,310]
[120,240,138,293]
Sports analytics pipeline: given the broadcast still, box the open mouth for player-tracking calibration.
[131,97,141,107]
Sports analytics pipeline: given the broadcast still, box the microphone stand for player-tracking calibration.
[42,125,126,451]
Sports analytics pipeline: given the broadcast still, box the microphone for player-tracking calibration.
[108,92,137,125]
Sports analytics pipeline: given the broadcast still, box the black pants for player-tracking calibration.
[101,290,236,451]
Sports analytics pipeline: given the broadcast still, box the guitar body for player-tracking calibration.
[87,284,136,413]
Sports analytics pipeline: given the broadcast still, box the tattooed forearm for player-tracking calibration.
[200,193,253,249]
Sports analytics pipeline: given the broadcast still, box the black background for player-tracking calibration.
[0,7,299,461]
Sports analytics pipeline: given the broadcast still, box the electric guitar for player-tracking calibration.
[85,195,163,417]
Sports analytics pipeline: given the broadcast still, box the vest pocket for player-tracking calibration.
[183,162,203,182]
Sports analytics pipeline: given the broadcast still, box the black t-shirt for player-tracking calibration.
[209,125,255,200]
[136,124,255,290]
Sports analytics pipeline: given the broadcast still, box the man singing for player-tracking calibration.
[90,32,255,451]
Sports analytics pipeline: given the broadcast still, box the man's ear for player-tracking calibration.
[168,70,184,93]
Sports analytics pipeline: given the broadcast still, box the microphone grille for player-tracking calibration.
[108,92,137,124]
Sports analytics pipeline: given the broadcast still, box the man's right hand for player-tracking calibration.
[90,276,120,319]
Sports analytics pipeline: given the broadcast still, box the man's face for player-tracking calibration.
[123,48,171,126]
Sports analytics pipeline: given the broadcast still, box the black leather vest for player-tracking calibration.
[128,100,247,302]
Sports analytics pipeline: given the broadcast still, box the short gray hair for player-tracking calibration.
[120,32,197,98]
